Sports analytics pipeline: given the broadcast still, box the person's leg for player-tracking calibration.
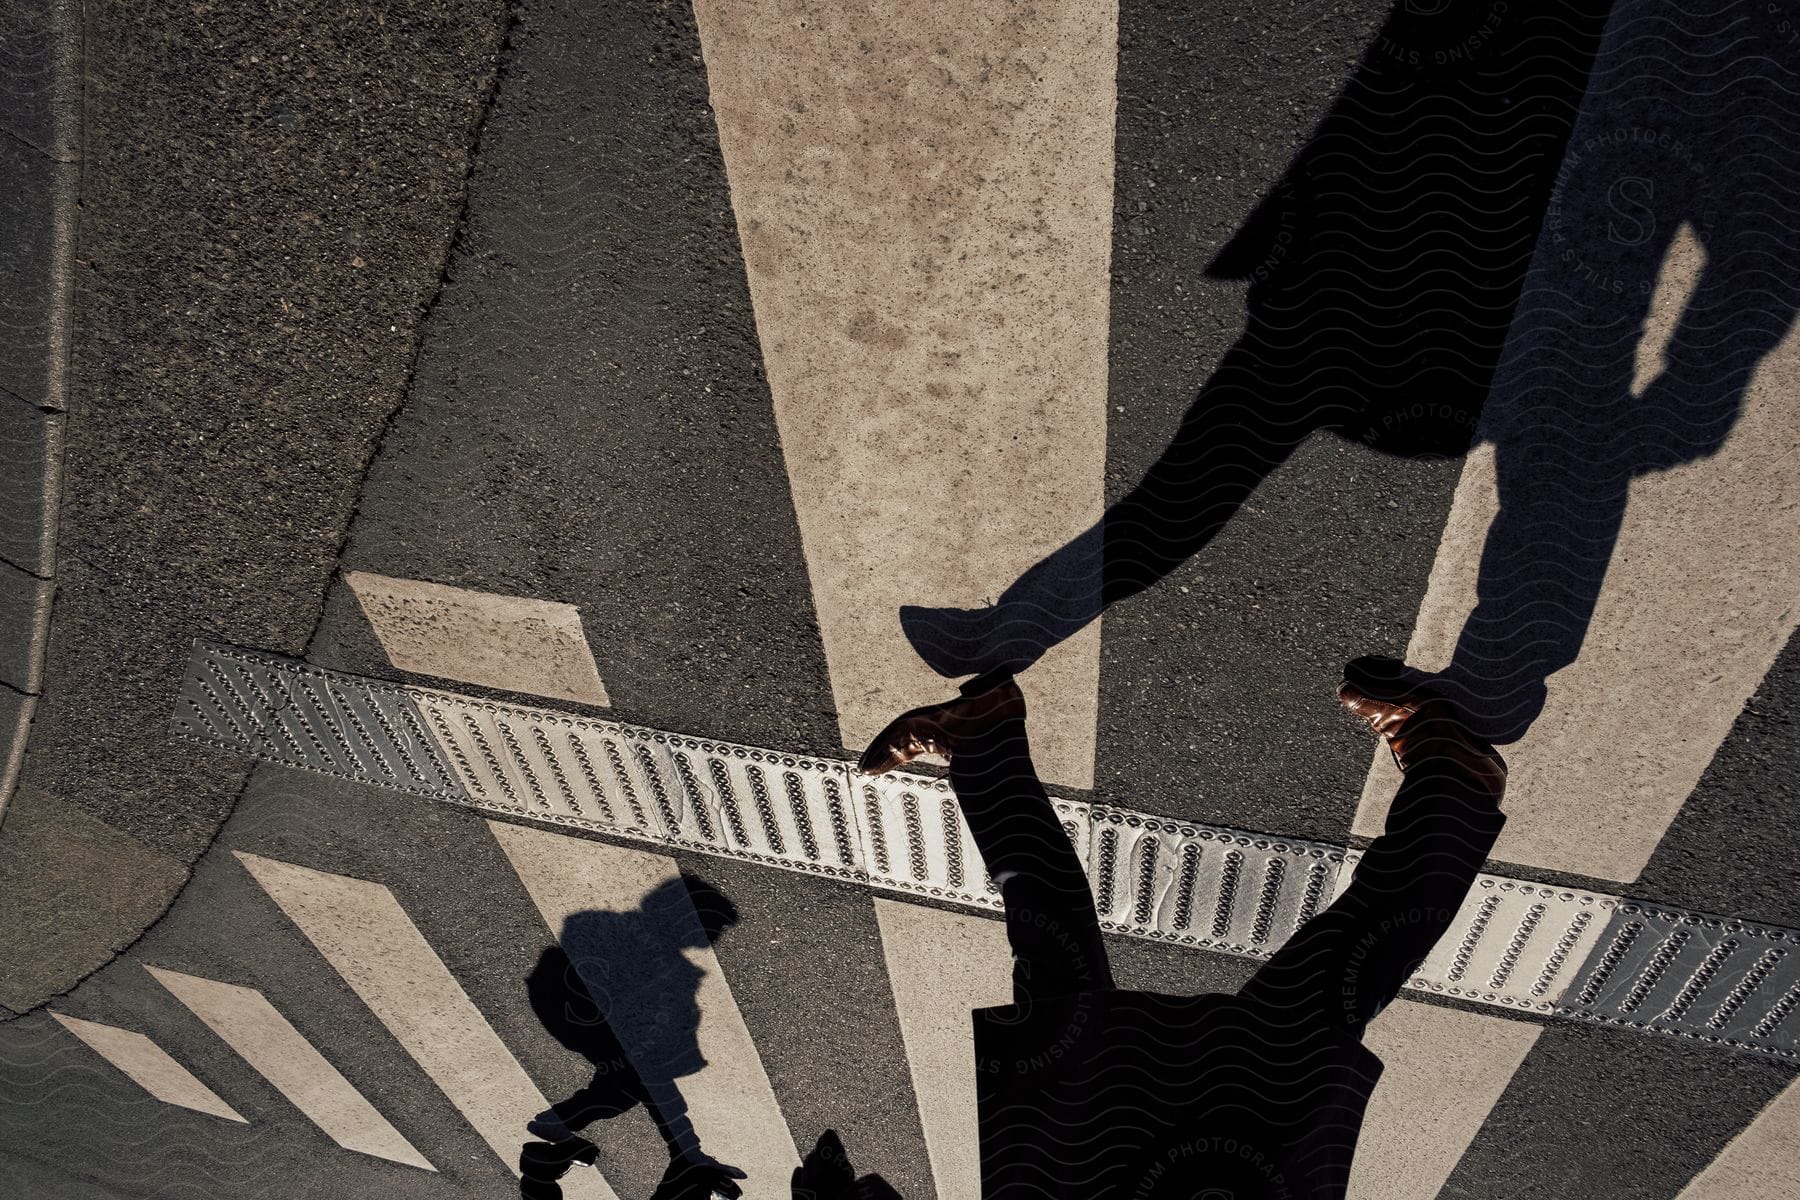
[1239,750,1504,1038]
[519,1137,598,1200]
[948,709,1115,1011]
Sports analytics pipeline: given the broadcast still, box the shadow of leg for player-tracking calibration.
[900,341,1312,678]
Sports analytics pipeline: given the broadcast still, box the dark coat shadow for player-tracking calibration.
[518,872,750,1200]
[893,0,1800,751]
[901,0,1619,686]
[1430,0,1800,740]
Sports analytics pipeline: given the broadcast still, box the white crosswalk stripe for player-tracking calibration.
[143,965,434,1170]
[873,895,1013,1200]
[488,820,799,1200]
[1347,1001,1542,1200]
[48,1012,246,1124]
[690,0,1115,789]
[345,569,612,707]
[233,851,619,1199]
[1676,1072,1800,1198]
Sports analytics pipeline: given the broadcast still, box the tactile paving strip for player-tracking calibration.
[171,641,1800,1061]
[1086,807,1353,958]
[1409,875,1616,1015]
[1553,900,1800,1059]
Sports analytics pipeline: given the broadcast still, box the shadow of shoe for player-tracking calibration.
[653,1153,748,1200]
[899,604,1000,678]
[900,602,1066,681]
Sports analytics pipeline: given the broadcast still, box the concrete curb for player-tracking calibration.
[0,0,514,1020]
[0,0,78,829]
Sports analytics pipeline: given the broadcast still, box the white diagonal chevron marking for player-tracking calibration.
[48,1012,246,1124]
[488,821,800,1199]
[233,851,617,1199]
[144,965,434,1170]
[345,570,611,707]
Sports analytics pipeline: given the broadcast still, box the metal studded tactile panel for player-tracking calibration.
[171,641,1800,1062]
[1554,900,1800,1061]
[1086,806,1354,959]
[1405,876,1617,1014]
[178,642,462,800]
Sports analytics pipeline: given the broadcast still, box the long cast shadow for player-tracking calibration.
[901,0,1653,744]
[1433,0,1800,741]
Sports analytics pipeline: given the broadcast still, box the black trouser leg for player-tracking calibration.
[948,712,1115,1011]
[1238,756,1505,1037]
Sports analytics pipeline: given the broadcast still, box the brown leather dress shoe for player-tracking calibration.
[857,672,1026,777]
[1338,657,1507,798]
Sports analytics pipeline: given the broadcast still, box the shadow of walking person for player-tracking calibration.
[898,0,1615,680]
[1423,0,1800,743]
[519,873,748,1200]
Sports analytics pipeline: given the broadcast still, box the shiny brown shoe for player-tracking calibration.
[1338,656,1507,798]
[857,670,1026,777]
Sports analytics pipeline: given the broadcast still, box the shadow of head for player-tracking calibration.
[792,1129,903,1200]
[525,872,740,1060]
[670,872,740,948]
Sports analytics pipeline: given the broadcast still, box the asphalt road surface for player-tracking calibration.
[2,1,1798,1198]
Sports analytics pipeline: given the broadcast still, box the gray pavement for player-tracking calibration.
[0,0,509,1010]
[307,0,842,762]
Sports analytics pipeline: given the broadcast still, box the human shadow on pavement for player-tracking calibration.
[891,0,1788,749]
[900,0,1617,694]
[1425,0,1800,741]
[518,873,749,1200]
[900,0,1800,741]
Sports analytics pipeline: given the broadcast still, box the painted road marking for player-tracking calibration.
[689,0,1115,788]
[47,1012,246,1123]
[488,821,799,1199]
[1676,1071,1800,1197]
[345,570,611,707]
[233,851,618,1200]
[144,965,434,1170]
[873,896,1013,1200]
[1348,1000,1542,1200]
